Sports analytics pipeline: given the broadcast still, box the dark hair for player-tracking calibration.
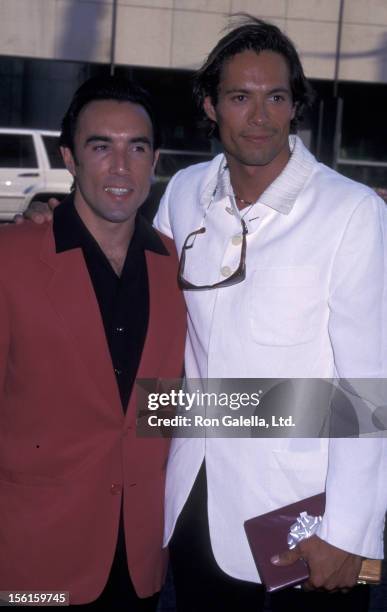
[194,14,315,135]
[60,75,161,153]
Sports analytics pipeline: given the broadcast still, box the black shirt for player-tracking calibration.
[53,195,168,412]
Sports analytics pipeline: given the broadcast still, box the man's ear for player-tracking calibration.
[291,102,297,122]
[152,148,160,174]
[203,96,217,123]
[60,146,76,177]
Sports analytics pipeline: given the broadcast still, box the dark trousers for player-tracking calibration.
[70,513,159,611]
[170,463,370,612]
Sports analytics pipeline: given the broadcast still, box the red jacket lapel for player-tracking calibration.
[40,226,123,417]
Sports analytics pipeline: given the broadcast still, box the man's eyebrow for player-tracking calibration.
[224,86,291,95]
[84,135,152,146]
[224,88,250,95]
[129,136,153,146]
[267,87,292,94]
[85,135,111,146]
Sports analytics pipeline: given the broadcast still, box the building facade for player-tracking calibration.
[1,0,387,188]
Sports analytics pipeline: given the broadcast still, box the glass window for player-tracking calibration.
[337,164,387,190]
[43,135,65,169]
[0,133,37,168]
[339,83,387,163]
[155,152,213,181]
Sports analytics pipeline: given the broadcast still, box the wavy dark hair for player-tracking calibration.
[194,15,315,136]
[60,75,161,154]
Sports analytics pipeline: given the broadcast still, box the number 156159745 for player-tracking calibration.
[0,591,69,606]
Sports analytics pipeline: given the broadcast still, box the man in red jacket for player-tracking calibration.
[0,76,186,609]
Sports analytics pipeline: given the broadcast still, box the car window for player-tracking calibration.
[0,134,38,168]
[43,135,65,169]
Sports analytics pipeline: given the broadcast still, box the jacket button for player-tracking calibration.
[221,266,231,277]
[110,483,122,495]
[232,235,243,246]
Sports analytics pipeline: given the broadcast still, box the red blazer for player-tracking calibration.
[0,220,186,604]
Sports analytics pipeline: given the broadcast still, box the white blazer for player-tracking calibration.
[154,137,387,583]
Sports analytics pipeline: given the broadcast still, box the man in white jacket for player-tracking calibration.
[154,16,387,612]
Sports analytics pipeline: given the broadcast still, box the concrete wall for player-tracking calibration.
[0,0,387,83]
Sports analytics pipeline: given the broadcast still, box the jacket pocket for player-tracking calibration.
[249,266,321,346]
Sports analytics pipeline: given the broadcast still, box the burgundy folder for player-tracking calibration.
[244,493,325,592]
[244,493,381,592]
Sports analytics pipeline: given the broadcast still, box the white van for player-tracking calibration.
[0,128,72,220]
[0,130,215,221]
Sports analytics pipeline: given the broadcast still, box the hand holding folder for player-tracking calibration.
[244,493,382,592]
[271,533,363,591]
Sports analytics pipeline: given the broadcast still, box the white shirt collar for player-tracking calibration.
[207,135,316,216]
